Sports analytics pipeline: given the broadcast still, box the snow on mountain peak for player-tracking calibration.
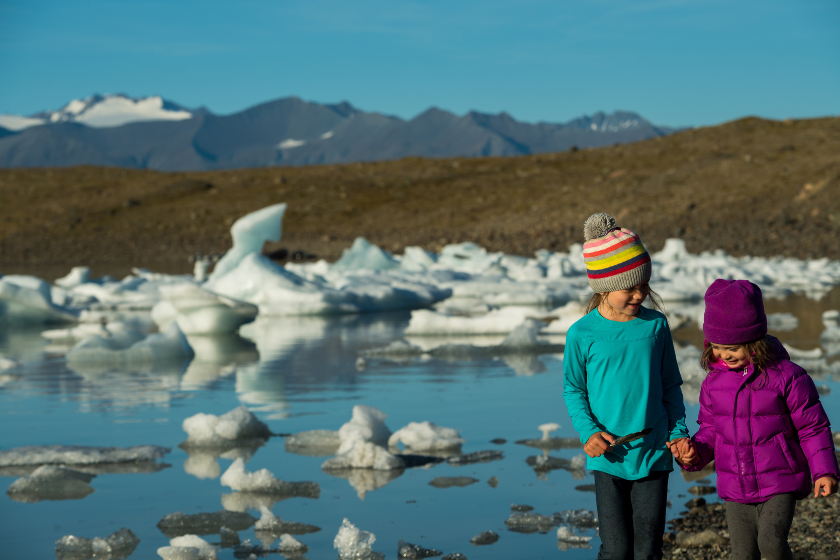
[0,94,194,131]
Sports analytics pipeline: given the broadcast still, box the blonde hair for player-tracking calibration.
[700,336,781,388]
[585,287,664,315]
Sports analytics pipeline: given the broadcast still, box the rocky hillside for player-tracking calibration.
[0,115,838,274]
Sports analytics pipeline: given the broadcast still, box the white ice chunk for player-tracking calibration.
[154,284,258,335]
[542,301,587,334]
[556,525,592,543]
[322,440,404,470]
[7,465,96,502]
[221,458,280,492]
[499,319,546,348]
[277,533,306,551]
[334,518,380,560]
[331,238,400,271]
[169,535,217,559]
[405,306,551,336]
[337,405,392,453]
[388,421,464,452]
[538,423,561,440]
[767,312,799,332]
[56,528,140,559]
[0,275,79,324]
[182,406,271,447]
[209,203,287,282]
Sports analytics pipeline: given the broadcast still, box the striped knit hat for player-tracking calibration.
[583,213,651,292]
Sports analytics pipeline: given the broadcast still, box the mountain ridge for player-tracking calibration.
[0,94,680,170]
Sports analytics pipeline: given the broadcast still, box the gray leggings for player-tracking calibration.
[725,493,797,560]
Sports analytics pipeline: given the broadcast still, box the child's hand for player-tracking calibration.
[584,432,615,458]
[678,438,699,465]
[814,476,838,498]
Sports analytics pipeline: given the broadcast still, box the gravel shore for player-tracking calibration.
[663,493,840,560]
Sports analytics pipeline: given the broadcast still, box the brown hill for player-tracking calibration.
[1,115,838,277]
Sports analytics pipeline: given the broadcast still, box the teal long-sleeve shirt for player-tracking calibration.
[562,307,689,479]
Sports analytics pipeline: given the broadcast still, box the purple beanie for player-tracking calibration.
[703,279,768,344]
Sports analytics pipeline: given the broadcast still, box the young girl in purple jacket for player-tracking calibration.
[679,279,839,560]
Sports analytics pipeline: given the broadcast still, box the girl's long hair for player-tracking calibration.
[700,335,781,389]
[585,287,664,315]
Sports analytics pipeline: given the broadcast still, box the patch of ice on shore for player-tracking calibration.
[182,406,272,448]
[220,458,320,498]
[334,518,383,560]
[388,421,464,453]
[0,444,170,467]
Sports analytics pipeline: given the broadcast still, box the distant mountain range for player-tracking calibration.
[0,94,680,170]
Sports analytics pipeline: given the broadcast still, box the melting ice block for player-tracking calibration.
[220,458,320,498]
[334,518,384,560]
[277,534,307,552]
[209,203,287,282]
[0,444,170,467]
[181,406,272,448]
[388,421,464,452]
[0,275,79,324]
[7,465,95,502]
[55,528,140,560]
[153,284,258,335]
[338,405,392,452]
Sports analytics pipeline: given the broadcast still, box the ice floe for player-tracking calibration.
[157,510,256,538]
[322,440,404,470]
[162,535,218,560]
[7,465,96,502]
[0,275,79,324]
[0,444,170,467]
[181,406,272,448]
[220,458,320,499]
[397,539,442,559]
[55,528,140,560]
[337,405,392,453]
[66,323,193,371]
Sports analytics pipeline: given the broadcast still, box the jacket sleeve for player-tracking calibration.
[684,376,716,471]
[660,326,689,441]
[786,369,840,481]
[562,327,601,445]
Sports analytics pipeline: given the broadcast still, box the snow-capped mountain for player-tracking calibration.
[0,95,678,170]
[0,94,193,130]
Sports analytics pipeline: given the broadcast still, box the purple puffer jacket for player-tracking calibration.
[684,338,840,503]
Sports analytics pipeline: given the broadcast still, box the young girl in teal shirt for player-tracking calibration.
[563,213,689,559]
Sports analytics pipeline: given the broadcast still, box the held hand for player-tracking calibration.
[814,476,838,498]
[584,432,615,458]
[677,438,699,466]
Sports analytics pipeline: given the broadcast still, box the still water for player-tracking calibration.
[1,289,839,560]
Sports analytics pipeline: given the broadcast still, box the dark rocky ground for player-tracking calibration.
[0,115,839,274]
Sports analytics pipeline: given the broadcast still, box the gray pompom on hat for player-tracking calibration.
[582,213,652,293]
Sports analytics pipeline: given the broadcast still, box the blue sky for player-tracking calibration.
[1,0,838,127]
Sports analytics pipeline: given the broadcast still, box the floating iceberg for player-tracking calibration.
[7,465,95,502]
[181,406,272,448]
[332,237,400,272]
[152,284,258,335]
[182,445,257,480]
[55,528,140,560]
[220,458,320,499]
[208,203,287,282]
[388,421,464,453]
[337,405,392,453]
